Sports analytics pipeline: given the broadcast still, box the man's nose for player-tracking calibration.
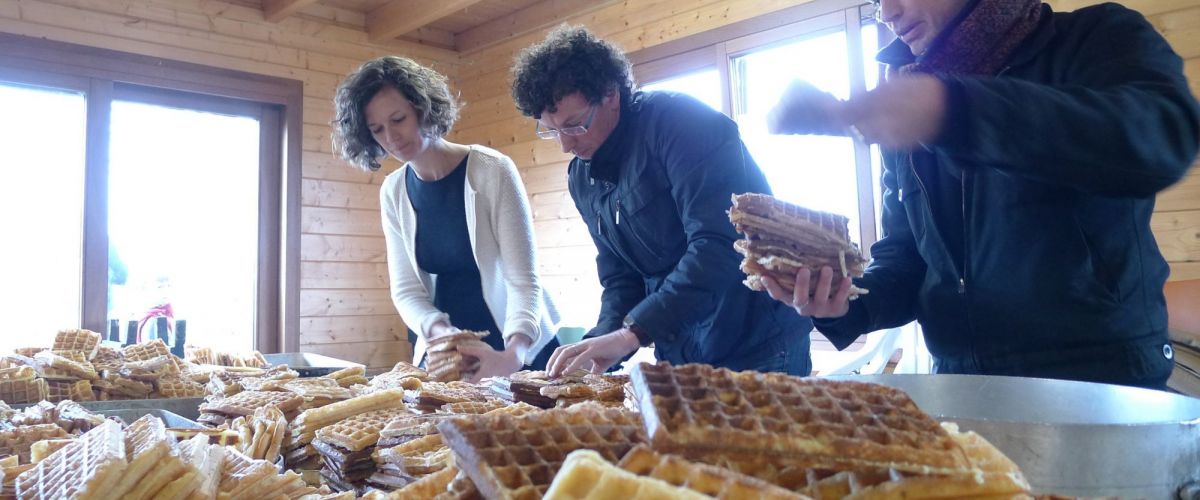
[877,0,899,24]
[558,135,574,154]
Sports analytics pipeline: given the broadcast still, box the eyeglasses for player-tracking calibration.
[535,104,598,140]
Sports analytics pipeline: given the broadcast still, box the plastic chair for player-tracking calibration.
[812,322,931,376]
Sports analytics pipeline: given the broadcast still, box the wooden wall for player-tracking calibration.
[450,0,1200,333]
[0,0,461,369]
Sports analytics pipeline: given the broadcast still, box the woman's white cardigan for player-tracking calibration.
[379,145,558,365]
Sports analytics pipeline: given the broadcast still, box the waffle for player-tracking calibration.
[384,465,457,498]
[121,340,171,362]
[290,389,406,436]
[202,390,304,417]
[618,445,806,499]
[729,193,868,298]
[0,367,36,382]
[15,420,126,500]
[426,331,490,382]
[154,376,206,398]
[0,379,48,405]
[33,350,97,380]
[218,447,316,499]
[11,349,44,359]
[98,372,153,399]
[374,433,451,476]
[52,329,102,359]
[405,381,491,412]
[545,448,709,499]
[0,425,69,464]
[630,363,971,473]
[90,347,124,373]
[316,407,410,452]
[45,379,94,403]
[438,402,646,500]
[437,400,509,415]
[167,427,240,447]
[368,370,425,391]
[231,406,287,464]
[377,413,452,448]
[28,439,74,464]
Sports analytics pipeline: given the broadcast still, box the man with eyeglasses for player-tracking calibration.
[765,0,1199,388]
[511,25,815,377]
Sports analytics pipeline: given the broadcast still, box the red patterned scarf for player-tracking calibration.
[901,0,1043,76]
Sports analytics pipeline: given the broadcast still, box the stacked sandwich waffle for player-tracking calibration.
[729,193,869,299]
[284,389,406,471]
[197,389,303,428]
[230,405,287,464]
[426,331,491,382]
[312,405,412,493]
[438,401,647,499]
[490,370,628,408]
[366,362,429,392]
[2,400,107,435]
[404,381,493,413]
[627,362,1031,497]
[0,367,47,405]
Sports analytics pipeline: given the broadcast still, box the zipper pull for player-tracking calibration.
[615,200,621,225]
[958,278,966,294]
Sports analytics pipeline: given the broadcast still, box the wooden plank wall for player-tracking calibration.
[450,0,1200,334]
[0,0,460,369]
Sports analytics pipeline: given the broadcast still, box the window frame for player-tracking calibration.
[629,0,890,255]
[0,33,303,353]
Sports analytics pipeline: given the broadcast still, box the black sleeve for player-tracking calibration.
[585,235,646,339]
[933,4,1199,197]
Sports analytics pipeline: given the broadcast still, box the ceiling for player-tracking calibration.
[260,0,611,55]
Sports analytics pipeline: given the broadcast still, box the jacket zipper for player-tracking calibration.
[597,183,646,275]
[908,154,966,291]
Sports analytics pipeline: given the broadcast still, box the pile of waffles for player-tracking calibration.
[0,329,286,404]
[3,358,1060,499]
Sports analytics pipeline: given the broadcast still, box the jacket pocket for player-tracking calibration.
[615,179,680,272]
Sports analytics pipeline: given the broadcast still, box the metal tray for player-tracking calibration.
[263,352,362,377]
[98,408,202,429]
[13,397,205,421]
[834,374,1200,499]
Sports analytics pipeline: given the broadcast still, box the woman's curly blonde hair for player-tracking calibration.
[332,56,460,171]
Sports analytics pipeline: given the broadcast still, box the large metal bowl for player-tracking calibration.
[833,374,1200,499]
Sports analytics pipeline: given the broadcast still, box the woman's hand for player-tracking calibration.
[546,329,640,377]
[762,266,853,318]
[456,334,530,382]
[426,321,460,341]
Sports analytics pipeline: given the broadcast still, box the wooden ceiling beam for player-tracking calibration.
[262,0,321,23]
[367,0,485,44]
[456,0,620,55]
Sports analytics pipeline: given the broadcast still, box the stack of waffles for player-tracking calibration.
[426,331,491,382]
[184,346,269,368]
[312,406,411,493]
[729,193,869,299]
[4,400,107,435]
[437,402,646,499]
[0,367,47,405]
[197,390,303,427]
[628,362,1032,498]
[0,425,69,464]
[230,405,288,464]
[404,381,494,413]
[166,427,241,447]
[490,370,628,409]
[367,362,429,393]
[369,402,541,492]
[284,389,405,471]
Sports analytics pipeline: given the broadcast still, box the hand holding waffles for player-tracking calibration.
[546,329,640,377]
[454,336,527,383]
[762,266,853,319]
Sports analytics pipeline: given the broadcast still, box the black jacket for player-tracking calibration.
[569,91,814,372]
[816,3,1199,387]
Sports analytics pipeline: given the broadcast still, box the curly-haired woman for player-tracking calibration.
[333,56,558,379]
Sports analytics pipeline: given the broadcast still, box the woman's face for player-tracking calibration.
[365,85,431,164]
[877,0,973,56]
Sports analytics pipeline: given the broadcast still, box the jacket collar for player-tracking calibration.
[876,3,1056,72]
[584,91,640,184]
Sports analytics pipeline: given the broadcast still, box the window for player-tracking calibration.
[634,1,887,252]
[0,34,301,353]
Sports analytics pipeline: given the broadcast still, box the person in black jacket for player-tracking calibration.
[510,25,815,376]
[765,0,1200,388]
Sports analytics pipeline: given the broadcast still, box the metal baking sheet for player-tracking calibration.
[98,408,202,429]
[834,374,1200,499]
[12,397,205,421]
[263,352,362,377]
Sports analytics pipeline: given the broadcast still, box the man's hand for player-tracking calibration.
[457,343,523,383]
[546,329,640,377]
[762,266,852,318]
[842,74,948,149]
[767,80,848,136]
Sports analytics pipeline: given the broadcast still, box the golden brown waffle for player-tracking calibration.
[90,347,124,373]
[368,370,425,392]
[316,407,410,452]
[546,448,710,499]
[52,329,102,359]
[109,414,175,498]
[373,433,451,476]
[491,371,626,409]
[176,434,225,500]
[33,350,97,380]
[154,376,206,398]
[0,425,69,463]
[426,331,490,383]
[98,372,153,399]
[0,367,35,382]
[121,340,171,363]
[10,349,44,359]
[630,363,972,473]
[45,379,94,403]
[377,413,451,449]
[0,379,47,405]
[618,445,807,499]
[15,420,127,500]
[729,193,868,298]
[29,439,75,464]
[167,427,240,447]
[438,402,646,500]
[405,381,491,411]
[437,400,508,415]
[384,464,457,498]
[231,406,287,464]
[290,389,406,436]
[202,390,304,417]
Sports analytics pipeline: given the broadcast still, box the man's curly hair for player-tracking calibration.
[511,25,634,118]
[332,56,460,171]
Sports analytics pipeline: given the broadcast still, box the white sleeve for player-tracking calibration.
[490,154,544,356]
[379,173,447,340]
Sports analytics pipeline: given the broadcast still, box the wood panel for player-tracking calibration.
[302,178,382,210]
[301,206,383,236]
[300,234,387,262]
[1159,172,1200,213]
[534,218,594,249]
[520,161,571,195]
[299,289,394,316]
[539,245,599,277]
[300,340,411,368]
[1152,210,1200,262]
[299,315,405,345]
[1171,262,1200,281]
[300,261,389,289]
